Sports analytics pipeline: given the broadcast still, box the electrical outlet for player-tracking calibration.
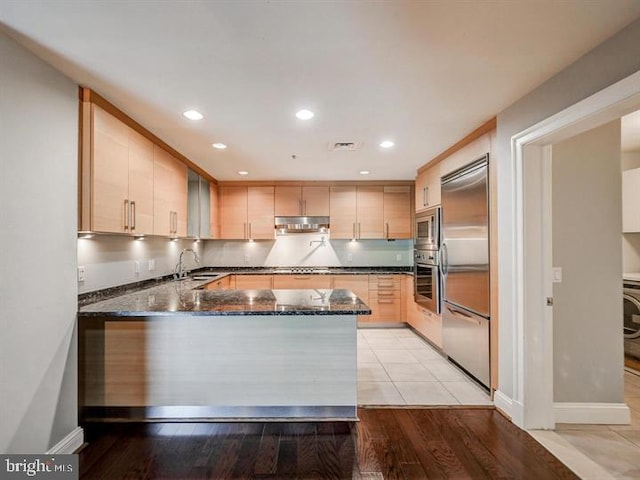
[134,261,140,274]
[552,267,562,283]
[148,259,155,271]
[244,254,250,265]
[347,253,353,262]
[396,253,402,261]
[77,266,85,282]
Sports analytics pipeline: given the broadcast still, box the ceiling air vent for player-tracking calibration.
[328,141,360,152]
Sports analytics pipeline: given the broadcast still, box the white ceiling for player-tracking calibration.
[2,1,640,181]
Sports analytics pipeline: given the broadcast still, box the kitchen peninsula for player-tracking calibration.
[78,277,370,422]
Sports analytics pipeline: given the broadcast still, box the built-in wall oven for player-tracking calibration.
[414,207,441,313]
[414,248,441,313]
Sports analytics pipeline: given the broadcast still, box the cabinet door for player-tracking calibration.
[274,186,302,216]
[357,186,384,239]
[623,169,640,232]
[235,275,273,289]
[92,105,129,233]
[383,186,412,239]
[210,182,219,238]
[302,186,330,216]
[415,170,429,212]
[220,186,248,239]
[127,129,154,235]
[428,164,441,206]
[172,159,188,237]
[248,186,274,239]
[329,186,357,239]
[153,146,186,236]
[272,275,331,289]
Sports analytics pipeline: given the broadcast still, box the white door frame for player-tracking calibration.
[502,70,640,430]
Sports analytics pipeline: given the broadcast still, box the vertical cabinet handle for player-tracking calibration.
[358,223,361,239]
[303,200,307,215]
[130,201,136,231]
[248,222,252,240]
[386,222,389,239]
[123,199,129,231]
[352,223,356,239]
[244,222,247,240]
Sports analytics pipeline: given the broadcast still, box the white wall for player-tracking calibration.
[203,234,413,268]
[496,18,640,402]
[0,32,79,453]
[552,121,623,403]
[78,236,204,293]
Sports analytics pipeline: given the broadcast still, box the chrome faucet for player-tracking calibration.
[175,248,200,279]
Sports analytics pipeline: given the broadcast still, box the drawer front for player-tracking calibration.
[272,275,332,289]
[368,274,401,290]
[369,291,401,322]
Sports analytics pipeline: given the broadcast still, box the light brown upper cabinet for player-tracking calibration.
[220,186,274,240]
[153,146,188,237]
[90,105,154,235]
[329,186,385,239]
[274,186,330,216]
[415,163,441,212]
[383,186,412,239]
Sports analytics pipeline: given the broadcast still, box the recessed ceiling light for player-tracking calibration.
[296,109,314,120]
[183,110,203,120]
[360,170,370,175]
[212,143,227,149]
[379,140,395,148]
[238,171,249,176]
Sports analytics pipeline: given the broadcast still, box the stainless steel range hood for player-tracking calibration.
[275,216,330,234]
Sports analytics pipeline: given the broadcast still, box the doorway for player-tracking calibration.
[503,70,640,430]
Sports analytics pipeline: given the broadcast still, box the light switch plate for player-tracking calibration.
[134,261,140,274]
[396,253,402,261]
[347,253,353,262]
[552,267,562,283]
[148,259,155,271]
[77,266,85,282]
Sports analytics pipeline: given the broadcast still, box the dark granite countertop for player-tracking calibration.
[78,278,372,317]
[78,266,412,307]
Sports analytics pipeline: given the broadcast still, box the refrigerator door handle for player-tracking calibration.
[446,304,482,325]
[440,242,449,276]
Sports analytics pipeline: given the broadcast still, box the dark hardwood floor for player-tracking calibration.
[79,408,578,479]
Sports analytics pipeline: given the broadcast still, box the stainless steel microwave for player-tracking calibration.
[415,207,440,249]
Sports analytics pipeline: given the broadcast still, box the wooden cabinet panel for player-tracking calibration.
[209,182,219,238]
[302,186,329,216]
[153,146,187,237]
[220,186,248,239]
[416,164,440,212]
[329,186,357,239]
[274,186,302,216]
[127,129,154,235]
[234,274,273,289]
[204,275,236,290]
[248,186,274,240]
[272,275,332,289]
[357,186,384,239]
[275,186,330,216]
[411,305,443,348]
[367,275,403,323]
[92,106,132,233]
[383,186,412,239]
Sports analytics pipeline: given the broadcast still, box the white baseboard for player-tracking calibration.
[46,427,84,454]
[554,402,631,425]
[493,389,513,418]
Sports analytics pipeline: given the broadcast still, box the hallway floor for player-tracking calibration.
[357,327,492,406]
[531,369,640,479]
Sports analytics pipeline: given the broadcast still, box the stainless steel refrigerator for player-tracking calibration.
[440,154,490,389]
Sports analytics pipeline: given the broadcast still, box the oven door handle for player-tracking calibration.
[440,243,449,276]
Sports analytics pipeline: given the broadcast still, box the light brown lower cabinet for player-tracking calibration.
[272,275,332,289]
[405,275,442,347]
[204,275,236,290]
[367,275,403,323]
[233,274,273,289]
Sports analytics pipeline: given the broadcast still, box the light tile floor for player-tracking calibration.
[531,369,640,480]
[357,327,492,406]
